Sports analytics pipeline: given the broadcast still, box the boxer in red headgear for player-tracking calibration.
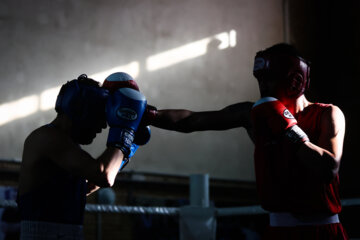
[144,43,348,239]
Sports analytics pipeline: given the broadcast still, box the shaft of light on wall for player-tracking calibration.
[40,86,61,111]
[0,96,39,126]
[89,61,140,82]
[146,30,237,71]
[0,30,236,127]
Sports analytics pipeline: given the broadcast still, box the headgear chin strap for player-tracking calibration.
[253,48,310,98]
[55,74,109,124]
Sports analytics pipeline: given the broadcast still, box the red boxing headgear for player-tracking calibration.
[253,44,310,98]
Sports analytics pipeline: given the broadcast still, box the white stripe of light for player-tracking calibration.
[146,30,237,71]
[0,95,39,126]
[89,61,140,83]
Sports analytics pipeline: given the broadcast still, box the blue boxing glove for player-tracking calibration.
[103,72,151,160]
[106,88,147,157]
[128,125,151,157]
[134,125,151,145]
[102,72,157,130]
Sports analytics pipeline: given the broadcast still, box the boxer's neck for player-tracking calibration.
[51,114,73,134]
[279,95,310,115]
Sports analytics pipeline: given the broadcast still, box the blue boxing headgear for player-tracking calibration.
[55,74,109,124]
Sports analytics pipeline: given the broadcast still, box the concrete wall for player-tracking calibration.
[0,0,283,181]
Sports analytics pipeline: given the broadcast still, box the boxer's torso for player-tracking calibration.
[254,103,341,214]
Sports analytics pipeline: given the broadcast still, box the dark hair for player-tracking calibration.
[76,74,101,88]
[262,43,302,57]
[258,43,310,66]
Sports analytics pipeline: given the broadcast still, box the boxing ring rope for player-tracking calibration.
[85,204,179,215]
[1,198,360,215]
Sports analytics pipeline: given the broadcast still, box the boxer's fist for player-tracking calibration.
[252,97,297,135]
[140,105,158,126]
[251,97,309,144]
[103,72,139,92]
[102,72,158,126]
[134,125,151,146]
[106,88,147,156]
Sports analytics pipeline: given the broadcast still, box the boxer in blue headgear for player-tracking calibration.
[55,74,109,144]
[18,74,148,239]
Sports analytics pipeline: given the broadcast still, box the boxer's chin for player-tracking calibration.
[72,129,96,145]
[79,137,94,145]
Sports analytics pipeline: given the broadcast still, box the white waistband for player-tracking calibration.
[269,212,340,227]
[20,221,83,240]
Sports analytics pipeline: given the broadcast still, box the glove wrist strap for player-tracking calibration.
[284,125,309,144]
[107,128,135,157]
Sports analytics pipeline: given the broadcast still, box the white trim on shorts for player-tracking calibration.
[20,220,83,240]
[269,212,340,227]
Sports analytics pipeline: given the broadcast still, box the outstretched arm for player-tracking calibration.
[151,101,254,135]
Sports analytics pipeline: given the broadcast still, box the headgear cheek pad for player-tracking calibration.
[55,75,109,125]
[253,50,310,98]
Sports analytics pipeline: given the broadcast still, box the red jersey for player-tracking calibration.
[254,103,342,214]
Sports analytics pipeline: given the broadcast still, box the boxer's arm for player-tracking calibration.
[46,88,146,187]
[152,101,254,135]
[296,105,345,183]
[86,181,100,195]
[43,130,124,188]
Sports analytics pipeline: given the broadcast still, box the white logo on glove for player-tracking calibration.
[283,109,295,119]
[116,107,138,121]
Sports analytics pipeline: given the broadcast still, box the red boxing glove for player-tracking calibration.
[251,97,309,144]
[102,72,139,92]
[141,104,158,126]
